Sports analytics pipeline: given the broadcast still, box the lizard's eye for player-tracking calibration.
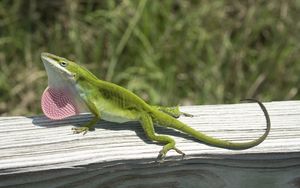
[59,61,67,67]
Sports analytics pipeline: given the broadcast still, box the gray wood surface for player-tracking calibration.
[0,101,299,188]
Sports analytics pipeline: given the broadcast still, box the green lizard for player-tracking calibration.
[41,52,271,162]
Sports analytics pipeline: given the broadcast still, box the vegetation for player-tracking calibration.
[0,0,299,116]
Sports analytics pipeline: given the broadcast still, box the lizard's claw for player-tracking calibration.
[174,147,186,160]
[156,147,185,163]
[156,150,166,163]
[181,112,194,117]
[72,127,90,135]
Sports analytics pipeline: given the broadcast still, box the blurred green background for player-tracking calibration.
[0,0,299,116]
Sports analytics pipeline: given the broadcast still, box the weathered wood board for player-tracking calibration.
[0,101,299,188]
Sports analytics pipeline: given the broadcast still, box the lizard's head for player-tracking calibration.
[41,52,98,86]
[41,52,78,81]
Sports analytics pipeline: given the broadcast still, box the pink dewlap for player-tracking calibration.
[41,87,79,120]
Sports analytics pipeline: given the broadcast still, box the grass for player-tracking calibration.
[0,0,299,116]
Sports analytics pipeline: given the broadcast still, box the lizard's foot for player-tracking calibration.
[156,150,167,163]
[153,105,194,118]
[156,147,186,163]
[72,127,90,135]
[181,112,194,117]
[174,147,186,160]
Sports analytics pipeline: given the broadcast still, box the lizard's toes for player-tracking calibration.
[182,112,194,117]
[156,151,166,163]
[72,127,89,135]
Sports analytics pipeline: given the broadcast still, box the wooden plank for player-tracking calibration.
[0,101,299,188]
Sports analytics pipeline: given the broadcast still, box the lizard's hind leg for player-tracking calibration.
[140,113,185,162]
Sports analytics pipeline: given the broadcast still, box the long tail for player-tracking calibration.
[152,99,271,150]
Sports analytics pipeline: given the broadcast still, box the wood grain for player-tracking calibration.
[0,101,299,188]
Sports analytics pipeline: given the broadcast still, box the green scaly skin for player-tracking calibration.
[41,52,271,162]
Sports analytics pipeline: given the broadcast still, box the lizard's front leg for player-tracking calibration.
[72,99,101,135]
[72,116,100,135]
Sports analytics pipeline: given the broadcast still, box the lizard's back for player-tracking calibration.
[77,78,151,123]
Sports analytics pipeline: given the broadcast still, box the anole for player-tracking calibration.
[41,52,271,162]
